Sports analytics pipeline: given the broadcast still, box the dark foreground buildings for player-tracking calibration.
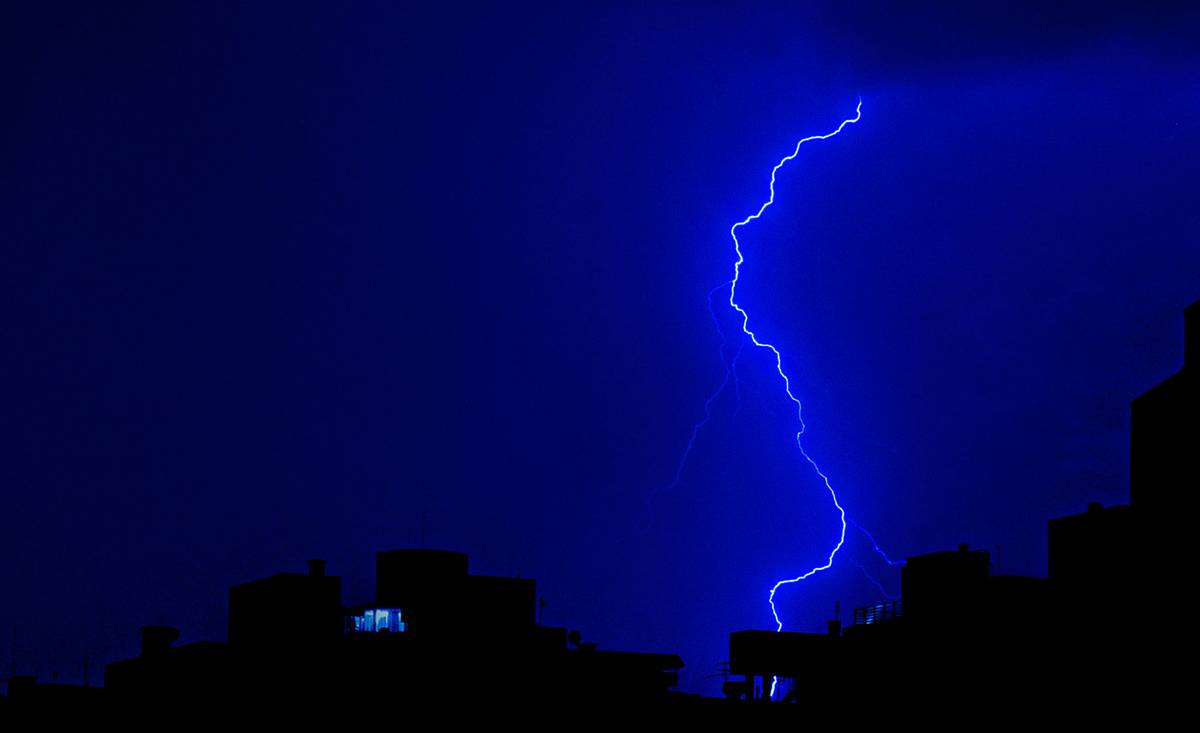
[102,549,683,714]
[4,302,1196,718]
[727,301,1198,713]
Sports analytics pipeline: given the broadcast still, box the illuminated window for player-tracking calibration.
[348,608,405,633]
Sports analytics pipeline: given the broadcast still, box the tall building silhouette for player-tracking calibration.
[726,300,1198,714]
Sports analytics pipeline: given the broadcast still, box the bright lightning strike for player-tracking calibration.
[732,99,863,699]
[725,100,862,639]
[655,99,891,700]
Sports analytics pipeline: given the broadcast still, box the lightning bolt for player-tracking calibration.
[727,99,861,615]
[723,99,862,698]
[656,99,896,701]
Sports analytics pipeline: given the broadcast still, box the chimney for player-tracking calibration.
[140,625,180,657]
[307,559,326,577]
[1186,300,1199,370]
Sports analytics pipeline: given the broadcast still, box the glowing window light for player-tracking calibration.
[348,608,406,633]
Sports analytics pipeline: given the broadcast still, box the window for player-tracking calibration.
[349,608,406,633]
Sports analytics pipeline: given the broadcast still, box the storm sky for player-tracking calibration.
[4,2,1198,694]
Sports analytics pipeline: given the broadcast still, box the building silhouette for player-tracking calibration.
[725,300,1197,713]
[98,549,683,713]
[3,300,1196,718]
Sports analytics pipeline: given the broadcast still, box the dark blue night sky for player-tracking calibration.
[4,2,1198,694]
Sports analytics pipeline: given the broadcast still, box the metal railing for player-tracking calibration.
[854,600,902,625]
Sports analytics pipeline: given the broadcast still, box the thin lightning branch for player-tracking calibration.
[706,280,735,344]
[730,338,746,416]
[849,518,906,567]
[708,282,747,419]
[648,283,742,510]
[853,560,900,601]
[724,100,862,697]
[710,280,748,419]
